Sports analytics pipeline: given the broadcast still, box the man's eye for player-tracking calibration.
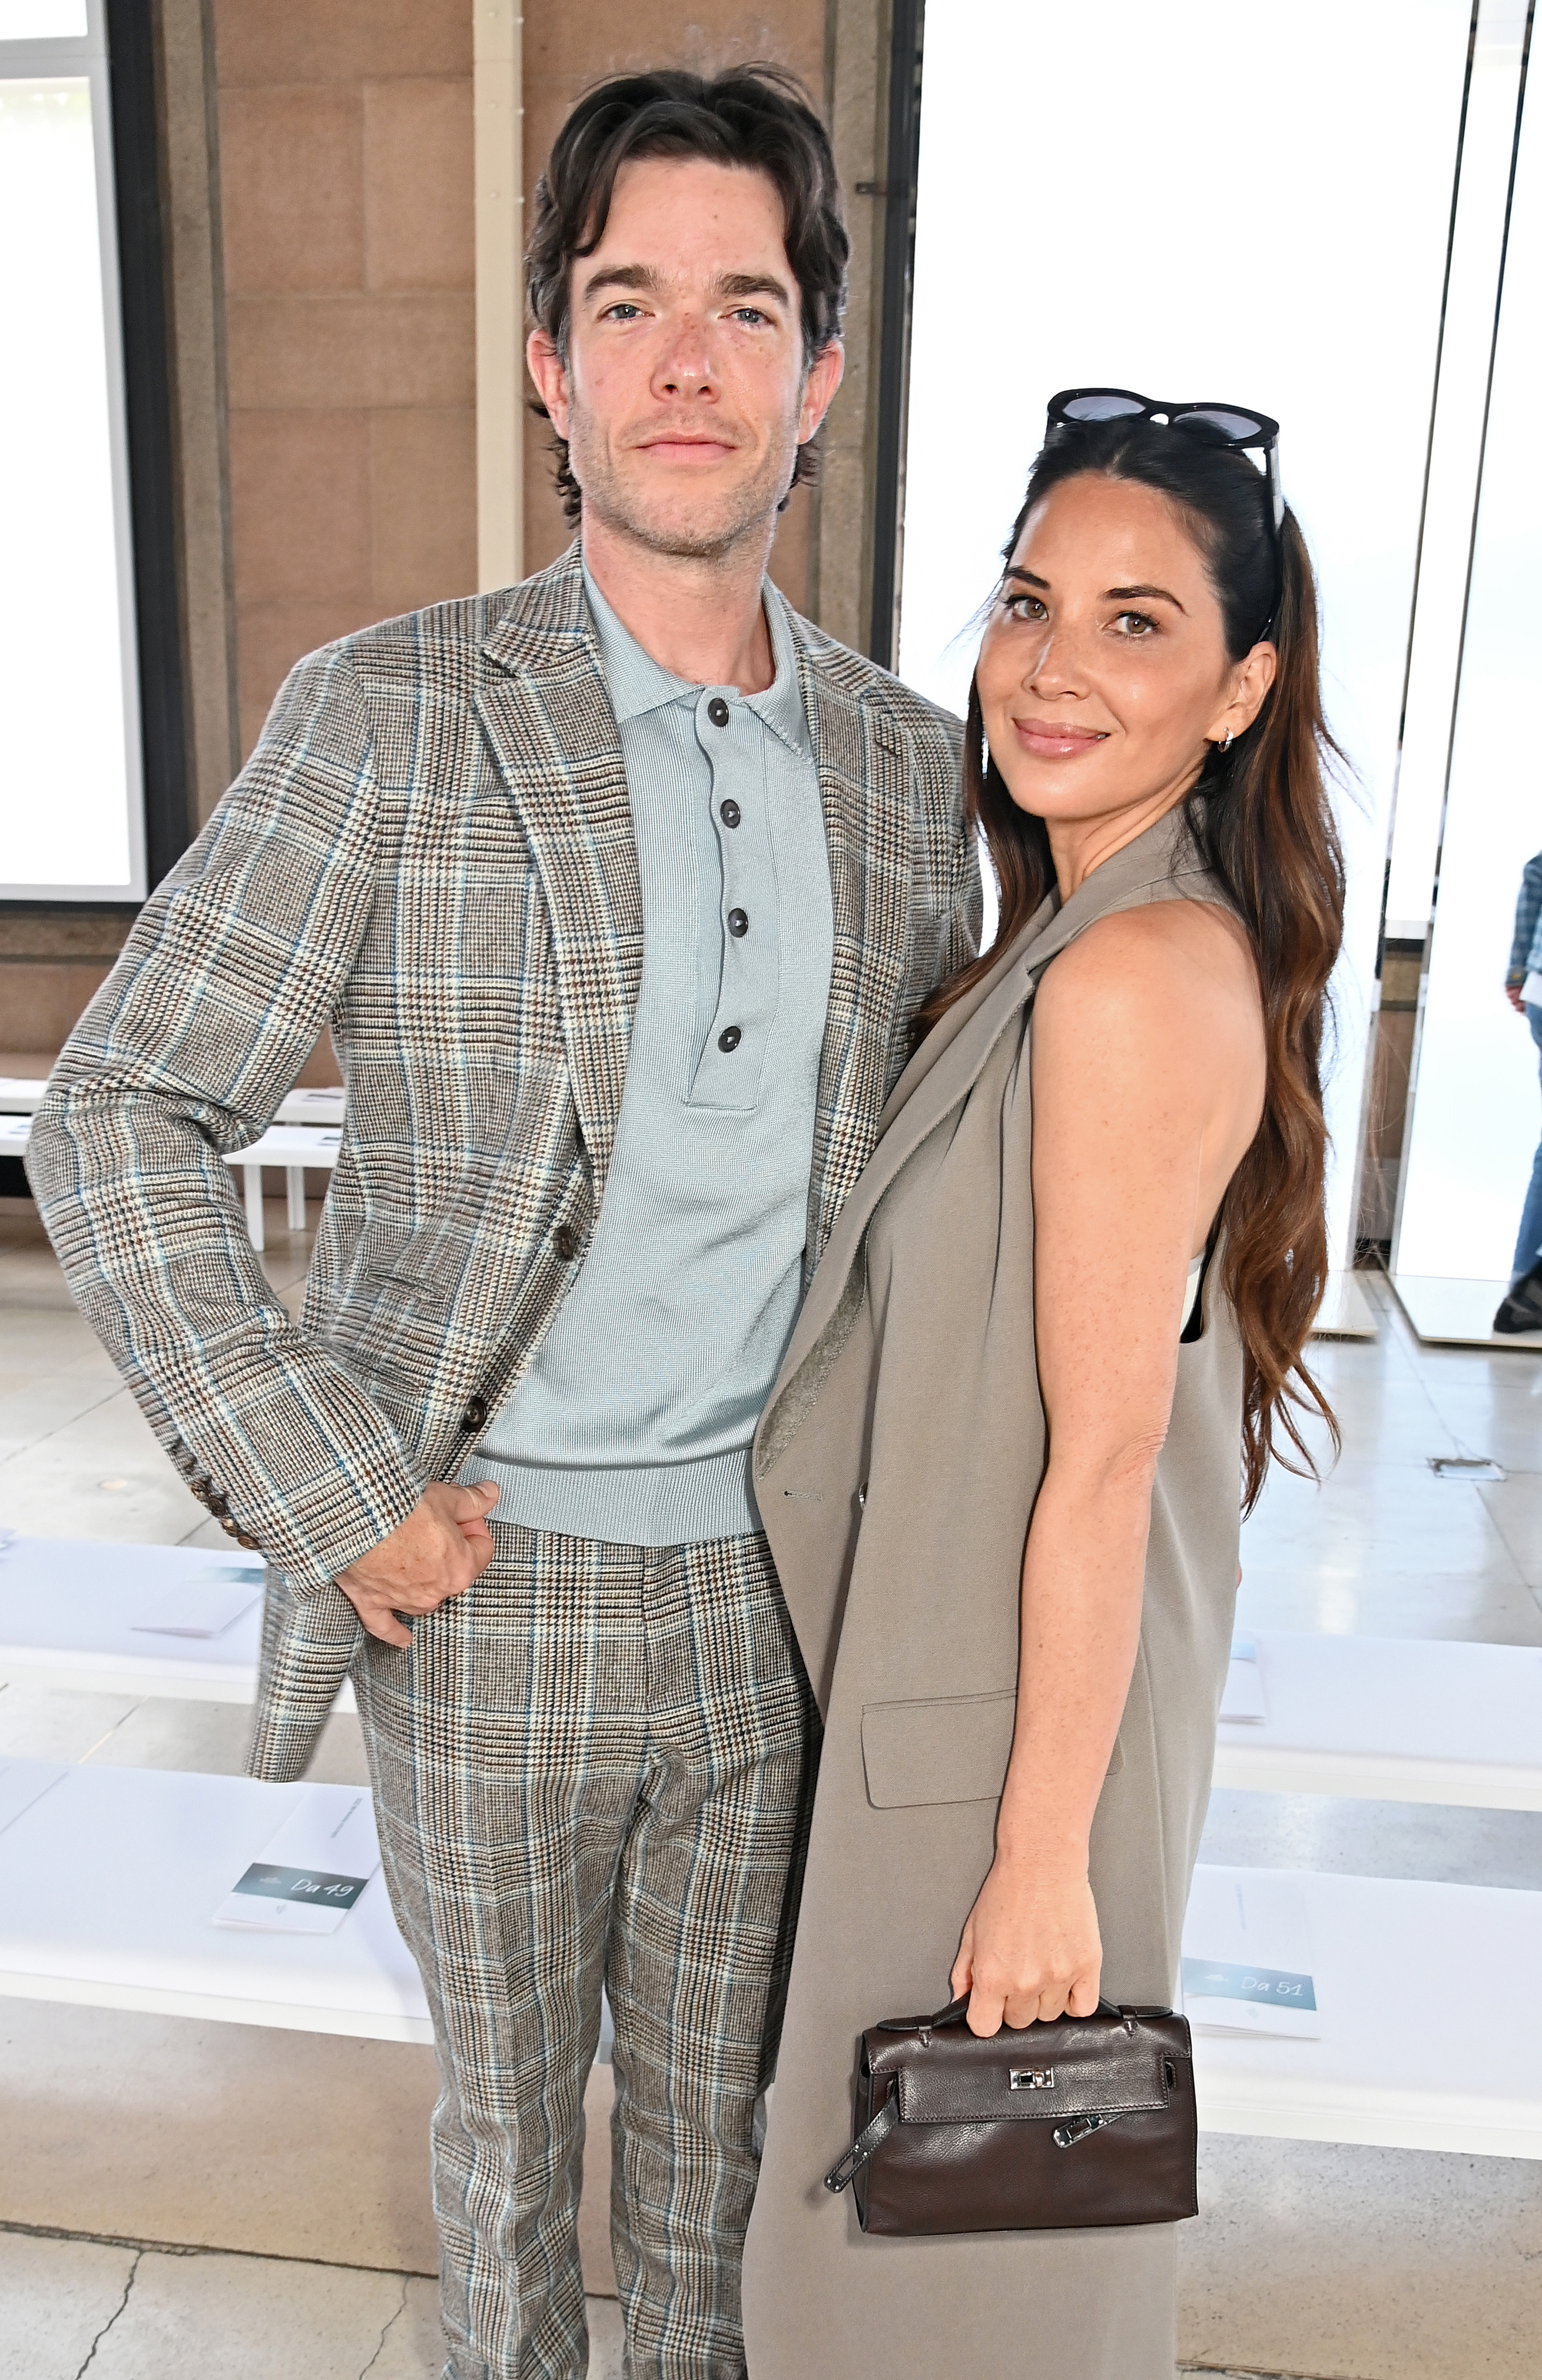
[603,303,643,322]
[730,307,769,326]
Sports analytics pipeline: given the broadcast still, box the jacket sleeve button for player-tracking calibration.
[235,1531,261,1551]
[552,1223,579,1261]
[462,1395,489,1431]
[206,1494,230,1518]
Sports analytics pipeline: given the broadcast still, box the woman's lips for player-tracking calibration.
[1013,718,1110,760]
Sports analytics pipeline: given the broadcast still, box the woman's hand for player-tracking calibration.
[949,1852,1103,2036]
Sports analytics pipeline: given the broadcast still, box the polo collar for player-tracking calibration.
[580,560,810,755]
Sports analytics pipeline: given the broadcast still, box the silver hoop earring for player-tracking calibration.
[1220,728,1235,752]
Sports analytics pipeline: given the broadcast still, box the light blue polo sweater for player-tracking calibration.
[466,567,836,1545]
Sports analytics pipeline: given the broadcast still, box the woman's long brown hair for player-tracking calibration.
[919,422,1345,1510]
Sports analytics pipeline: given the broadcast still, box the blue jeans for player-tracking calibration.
[1512,1002,1542,1279]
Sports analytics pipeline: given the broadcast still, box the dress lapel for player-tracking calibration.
[474,546,642,1203]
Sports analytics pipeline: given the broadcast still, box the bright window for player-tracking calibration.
[0,0,143,899]
[899,0,1475,1270]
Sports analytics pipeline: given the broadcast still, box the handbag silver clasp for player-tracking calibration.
[1009,2066,1056,2091]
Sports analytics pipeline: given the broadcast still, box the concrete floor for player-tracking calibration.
[1,1198,1539,2378]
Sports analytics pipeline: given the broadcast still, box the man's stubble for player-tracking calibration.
[565,397,803,566]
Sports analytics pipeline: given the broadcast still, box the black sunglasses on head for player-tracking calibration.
[1046,386,1284,530]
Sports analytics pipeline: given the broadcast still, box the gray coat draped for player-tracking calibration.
[741,811,1245,2380]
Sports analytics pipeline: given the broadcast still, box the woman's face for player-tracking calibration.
[975,472,1275,845]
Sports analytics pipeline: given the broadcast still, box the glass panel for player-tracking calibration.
[1394,72,1542,1304]
[0,2,88,36]
[899,0,1473,1269]
[0,76,133,891]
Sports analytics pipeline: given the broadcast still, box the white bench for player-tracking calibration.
[6,1544,1536,1811]
[0,1079,344,1128]
[1186,1864,1542,2157]
[1214,1629,1542,1810]
[0,1537,355,1713]
[0,1102,342,1251]
[0,1760,426,2042]
[0,1764,1532,2155]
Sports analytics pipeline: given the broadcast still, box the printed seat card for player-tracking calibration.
[133,1564,266,1639]
[1218,1634,1267,1723]
[1181,1870,1321,2039]
[213,1790,381,1936]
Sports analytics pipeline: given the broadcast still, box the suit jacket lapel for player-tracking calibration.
[797,629,916,1272]
[474,547,642,1204]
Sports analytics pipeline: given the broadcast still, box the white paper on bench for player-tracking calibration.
[1211,1631,1542,1807]
[0,1537,355,1714]
[0,1759,68,1836]
[1188,1865,1542,2157]
[1182,1868,1319,2038]
[213,1787,381,1935]
[0,1763,428,2040]
[133,1571,264,1638]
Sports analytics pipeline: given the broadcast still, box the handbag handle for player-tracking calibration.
[877,1993,1125,2036]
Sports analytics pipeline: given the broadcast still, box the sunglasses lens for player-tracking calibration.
[1173,407,1265,442]
[1060,392,1147,422]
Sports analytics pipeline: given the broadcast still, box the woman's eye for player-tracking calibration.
[1111,610,1157,637]
[1003,593,1047,624]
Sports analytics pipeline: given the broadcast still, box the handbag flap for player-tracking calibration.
[895,2041,1172,2125]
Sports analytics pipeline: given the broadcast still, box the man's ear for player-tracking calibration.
[797,339,845,445]
[527,327,572,438]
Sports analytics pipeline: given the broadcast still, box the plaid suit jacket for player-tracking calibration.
[30,546,979,1777]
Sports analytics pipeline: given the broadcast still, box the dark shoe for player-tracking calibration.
[1493,1262,1542,1334]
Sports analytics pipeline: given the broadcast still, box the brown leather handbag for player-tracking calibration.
[822,1995,1198,2234]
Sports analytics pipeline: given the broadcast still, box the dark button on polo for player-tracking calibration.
[553,1223,580,1261]
[718,1025,742,1053]
[727,908,749,938]
[707,696,731,728]
[719,798,741,828]
[461,1394,489,1431]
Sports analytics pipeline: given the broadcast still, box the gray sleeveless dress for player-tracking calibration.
[741,808,1244,2378]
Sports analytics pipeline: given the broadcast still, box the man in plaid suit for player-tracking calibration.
[31,68,977,2380]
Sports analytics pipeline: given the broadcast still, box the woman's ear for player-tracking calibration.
[1208,641,1278,743]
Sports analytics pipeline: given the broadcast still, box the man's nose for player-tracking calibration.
[652,316,719,399]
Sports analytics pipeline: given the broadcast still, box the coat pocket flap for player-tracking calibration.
[860,1692,1017,1808]
[860,1692,1126,1809]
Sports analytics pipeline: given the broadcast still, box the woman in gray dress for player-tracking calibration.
[740,397,1345,2377]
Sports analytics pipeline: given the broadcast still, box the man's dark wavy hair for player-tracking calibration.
[525,66,849,526]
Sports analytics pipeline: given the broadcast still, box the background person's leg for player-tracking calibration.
[355,1526,652,2380]
[1509,1003,1542,1281]
[605,1531,817,2380]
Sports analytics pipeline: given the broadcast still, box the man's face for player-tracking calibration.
[528,156,843,561]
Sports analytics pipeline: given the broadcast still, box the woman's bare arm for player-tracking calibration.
[951,898,1264,2034]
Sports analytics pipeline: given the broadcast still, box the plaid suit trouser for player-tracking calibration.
[354,1523,818,2380]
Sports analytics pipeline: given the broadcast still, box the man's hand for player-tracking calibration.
[336,1480,501,1648]
[1507,983,1526,1014]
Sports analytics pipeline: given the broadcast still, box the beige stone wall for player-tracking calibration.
[213,0,478,761]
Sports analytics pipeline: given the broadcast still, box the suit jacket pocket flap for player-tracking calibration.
[860,1692,1017,1809]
